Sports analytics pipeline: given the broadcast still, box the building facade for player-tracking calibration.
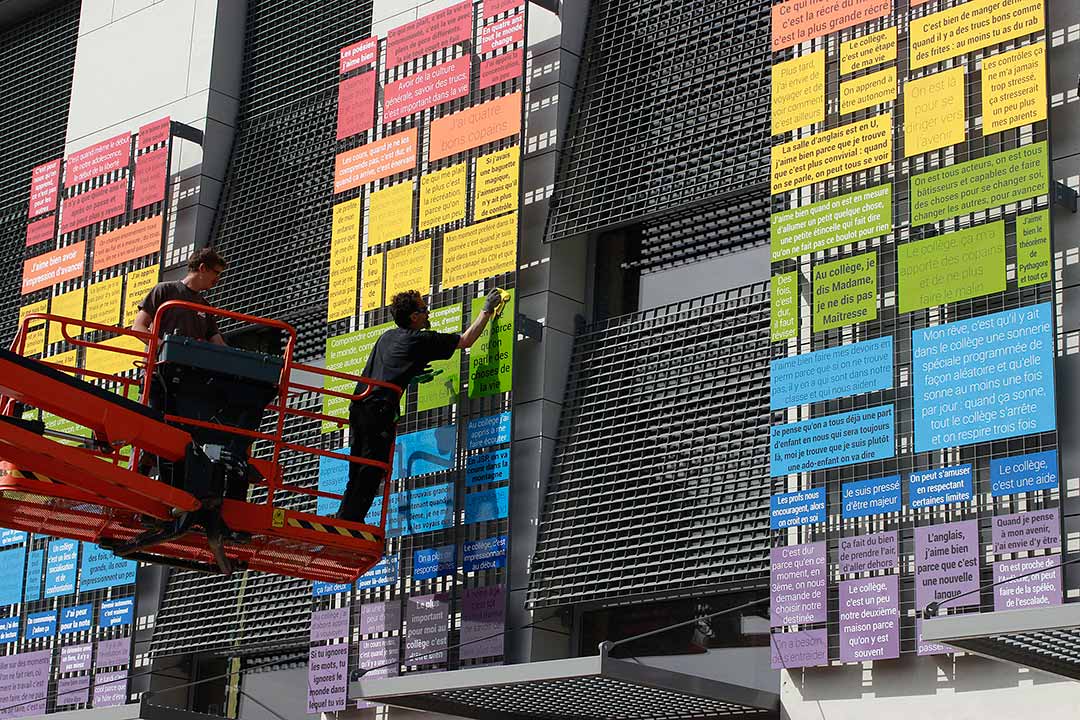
[0,0,1077,719]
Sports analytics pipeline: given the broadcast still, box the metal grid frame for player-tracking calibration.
[211,91,341,362]
[0,5,167,708]
[311,3,523,679]
[356,653,777,719]
[626,192,771,274]
[0,0,79,349]
[149,392,327,658]
[156,1,523,680]
[769,0,1060,659]
[546,0,771,245]
[153,0,379,658]
[528,285,772,610]
[922,603,1080,680]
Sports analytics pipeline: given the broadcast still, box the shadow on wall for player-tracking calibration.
[787,653,1064,705]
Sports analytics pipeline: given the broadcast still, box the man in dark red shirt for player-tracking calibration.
[337,288,503,522]
[130,248,227,477]
[131,248,227,344]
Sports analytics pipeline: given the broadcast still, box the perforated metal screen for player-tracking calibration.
[152,0,376,657]
[546,0,771,245]
[154,0,521,663]
[528,285,772,610]
[0,0,79,346]
[151,394,325,657]
[358,653,777,719]
[626,192,771,274]
[209,0,376,361]
[767,0,1058,660]
[400,677,770,719]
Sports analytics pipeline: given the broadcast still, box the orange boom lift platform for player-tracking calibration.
[0,301,399,584]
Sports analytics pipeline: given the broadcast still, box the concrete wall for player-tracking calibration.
[638,245,771,309]
[66,0,245,267]
[783,654,1080,719]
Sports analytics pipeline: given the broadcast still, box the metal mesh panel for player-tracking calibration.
[528,285,772,610]
[211,92,337,358]
[240,0,374,120]
[210,0,375,359]
[768,0,1057,660]
[150,395,322,657]
[626,192,771,274]
[947,629,1080,680]
[152,1,375,656]
[157,0,522,667]
[361,655,776,719]
[546,0,770,243]
[0,1,79,210]
[2,534,138,713]
[421,677,771,719]
[0,0,79,347]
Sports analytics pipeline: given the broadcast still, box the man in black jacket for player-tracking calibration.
[337,288,503,522]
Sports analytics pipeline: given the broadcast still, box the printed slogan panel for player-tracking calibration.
[767,0,1056,669]
[313,1,525,710]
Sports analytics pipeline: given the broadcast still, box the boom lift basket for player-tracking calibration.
[0,301,399,583]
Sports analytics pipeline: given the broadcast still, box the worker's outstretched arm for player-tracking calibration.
[132,309,153,338]
[457,289,504,349]
[210,333,227,346]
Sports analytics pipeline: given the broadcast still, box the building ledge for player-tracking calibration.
[922,603,1080,681]
[17,701,226,720]
[353,654,778,720]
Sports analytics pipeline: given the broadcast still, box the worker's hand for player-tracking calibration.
[482,289,503,314]
[410,367,443,385]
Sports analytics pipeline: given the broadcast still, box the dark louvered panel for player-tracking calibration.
[528,285,772,609]
[0,1,80,347]
[210,92,338,360]
[547,0,771,243]
[0,1,79,210]
[626,191,771,273]
[151,0,373,657]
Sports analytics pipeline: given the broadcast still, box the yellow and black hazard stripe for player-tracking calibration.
[284,516,379,543]
[3,469,54,483]
[0,469,54,503]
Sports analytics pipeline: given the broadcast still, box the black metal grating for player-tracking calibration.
[767,0,1058,660]
[211,92,338,360]
[546,0,771,243]
[154,1,376,652]
[409,677,771,719]
[150,394,322,657]
[0,0,79,347]
[626,192,771,274]
[945,630,1080,681]
[210,0,375,360]
[528,285,773,610]
[239,0,374,120]
[0,1,79,210]
[158,0,523,667]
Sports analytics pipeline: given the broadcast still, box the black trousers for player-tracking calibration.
[339,397,396,522]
